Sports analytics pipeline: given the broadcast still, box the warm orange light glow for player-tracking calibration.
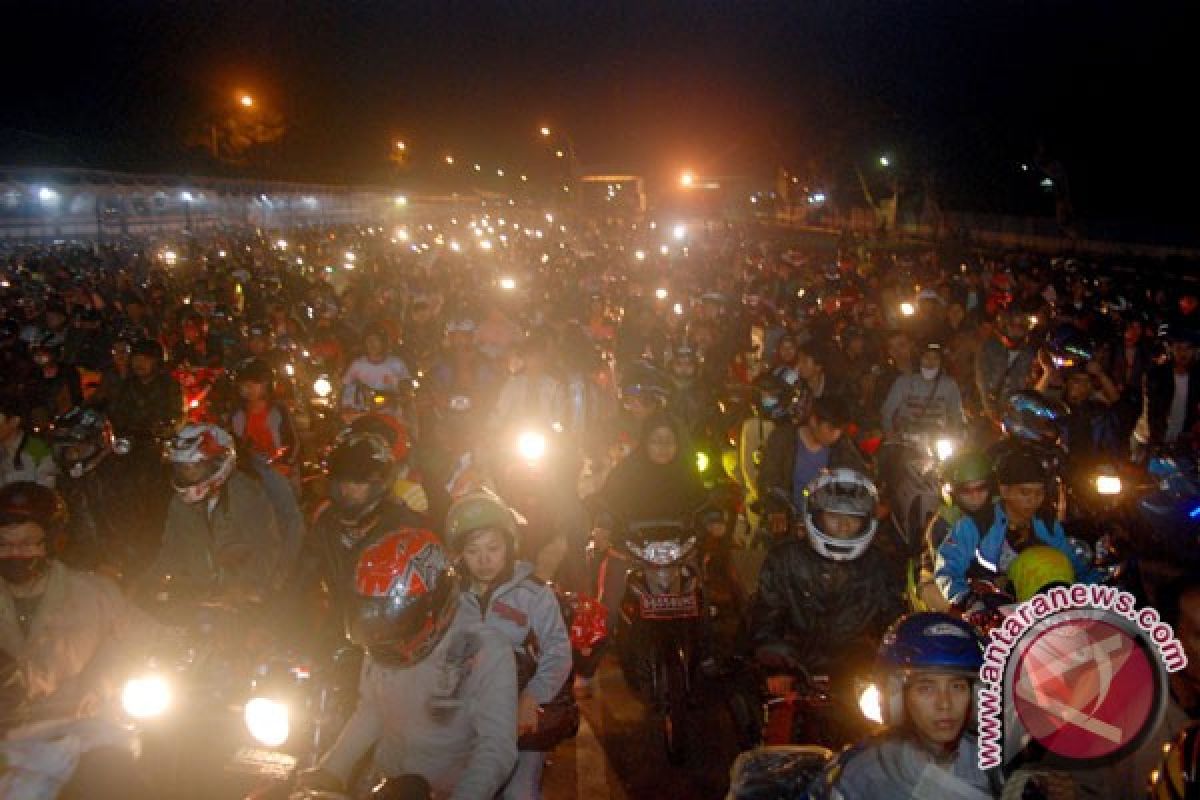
[395,140,407,151]
[539,126,552,137]
[444,155,455,165]
[239,94,255,108]
[680,171,695,188]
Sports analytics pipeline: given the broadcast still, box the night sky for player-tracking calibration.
[1,1,1193,224]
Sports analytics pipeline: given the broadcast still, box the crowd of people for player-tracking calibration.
[1,215,1198,799]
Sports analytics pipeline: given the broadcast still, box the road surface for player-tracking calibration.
[542,656,742,799]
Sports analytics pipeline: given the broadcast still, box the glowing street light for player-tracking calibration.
[394,195,408,207]
[555,150,565,159]
[239,94,255,109]
[444,155,455,165]
[539,126,552,137]
[680,171,695,188]
[879,155,891,168]
[672,223,687,242]
[473,164,482,172]
[496,169,505,177]
[394,140,407,152]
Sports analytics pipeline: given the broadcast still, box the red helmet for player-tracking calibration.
[347,413,410,463]
[349,530,458,667]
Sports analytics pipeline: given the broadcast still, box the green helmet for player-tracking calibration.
[944,451,992,487]
[444,488,518,553]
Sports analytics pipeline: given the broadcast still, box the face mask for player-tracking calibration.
[921,367,940,381]
[0,556,47,585]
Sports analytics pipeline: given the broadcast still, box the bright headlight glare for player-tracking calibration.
[1095,474,1122,495]
[122,675,171,719]
[695,451,710,473]
[517,431,547,462]
[641,540,684,566]
[313,377,333,398]
[935,438,955,461]
[244,697,290,747]
[858,683,883,724]
[900,302,916,317]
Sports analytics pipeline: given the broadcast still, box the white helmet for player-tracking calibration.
[167,424,236,504]
[802,468,879,561]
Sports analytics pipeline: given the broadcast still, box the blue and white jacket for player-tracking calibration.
[934,499,1096,603]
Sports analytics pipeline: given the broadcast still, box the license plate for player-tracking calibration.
[639,592,700,619]
[228,746,297,780]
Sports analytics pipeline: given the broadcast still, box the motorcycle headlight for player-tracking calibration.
[1095,474,1122,496]
[312,377,333,398]
[695,451,710,473]
[122,675,171,719]
[244,697,290,747]
[935,438,955,462]
[516,431,546,462]
[858,683,883,724]
[640,540,685,566]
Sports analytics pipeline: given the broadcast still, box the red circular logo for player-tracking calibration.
[1012,617,1157,761]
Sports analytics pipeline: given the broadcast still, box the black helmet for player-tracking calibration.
[1002,390,1070,449]
[233,357,275,386]
[327,432,396,525]
[50,408,114,478]
[1044,324,1095,370]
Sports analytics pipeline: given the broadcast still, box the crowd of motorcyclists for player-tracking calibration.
[0,213,1198,800]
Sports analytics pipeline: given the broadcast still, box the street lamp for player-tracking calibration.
[444,155,455,165]
[395,140,407,152]
[879,156,891,168]
[539,126,552,137]
[239,94,255,109]
[680,171,695,188]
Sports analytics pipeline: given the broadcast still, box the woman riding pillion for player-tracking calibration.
[445,489,573,800]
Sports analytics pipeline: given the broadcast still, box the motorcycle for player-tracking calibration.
[607,513,711,764]
[232,647,363,798]
[728,651,880,755]
[875,421,959,555]
[121,590,258,798]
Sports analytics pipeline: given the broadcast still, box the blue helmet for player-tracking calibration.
[876,612,984,725]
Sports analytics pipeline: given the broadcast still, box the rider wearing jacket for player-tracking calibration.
[812,613,996,799]
[147,424,282,598]
[749,469,904,680]
[446,489,572,800]
[291,431,433,648]
[297,531,517,800]
[934,448,1095,605]
[0,483,160,725]
[757,393,869,535]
